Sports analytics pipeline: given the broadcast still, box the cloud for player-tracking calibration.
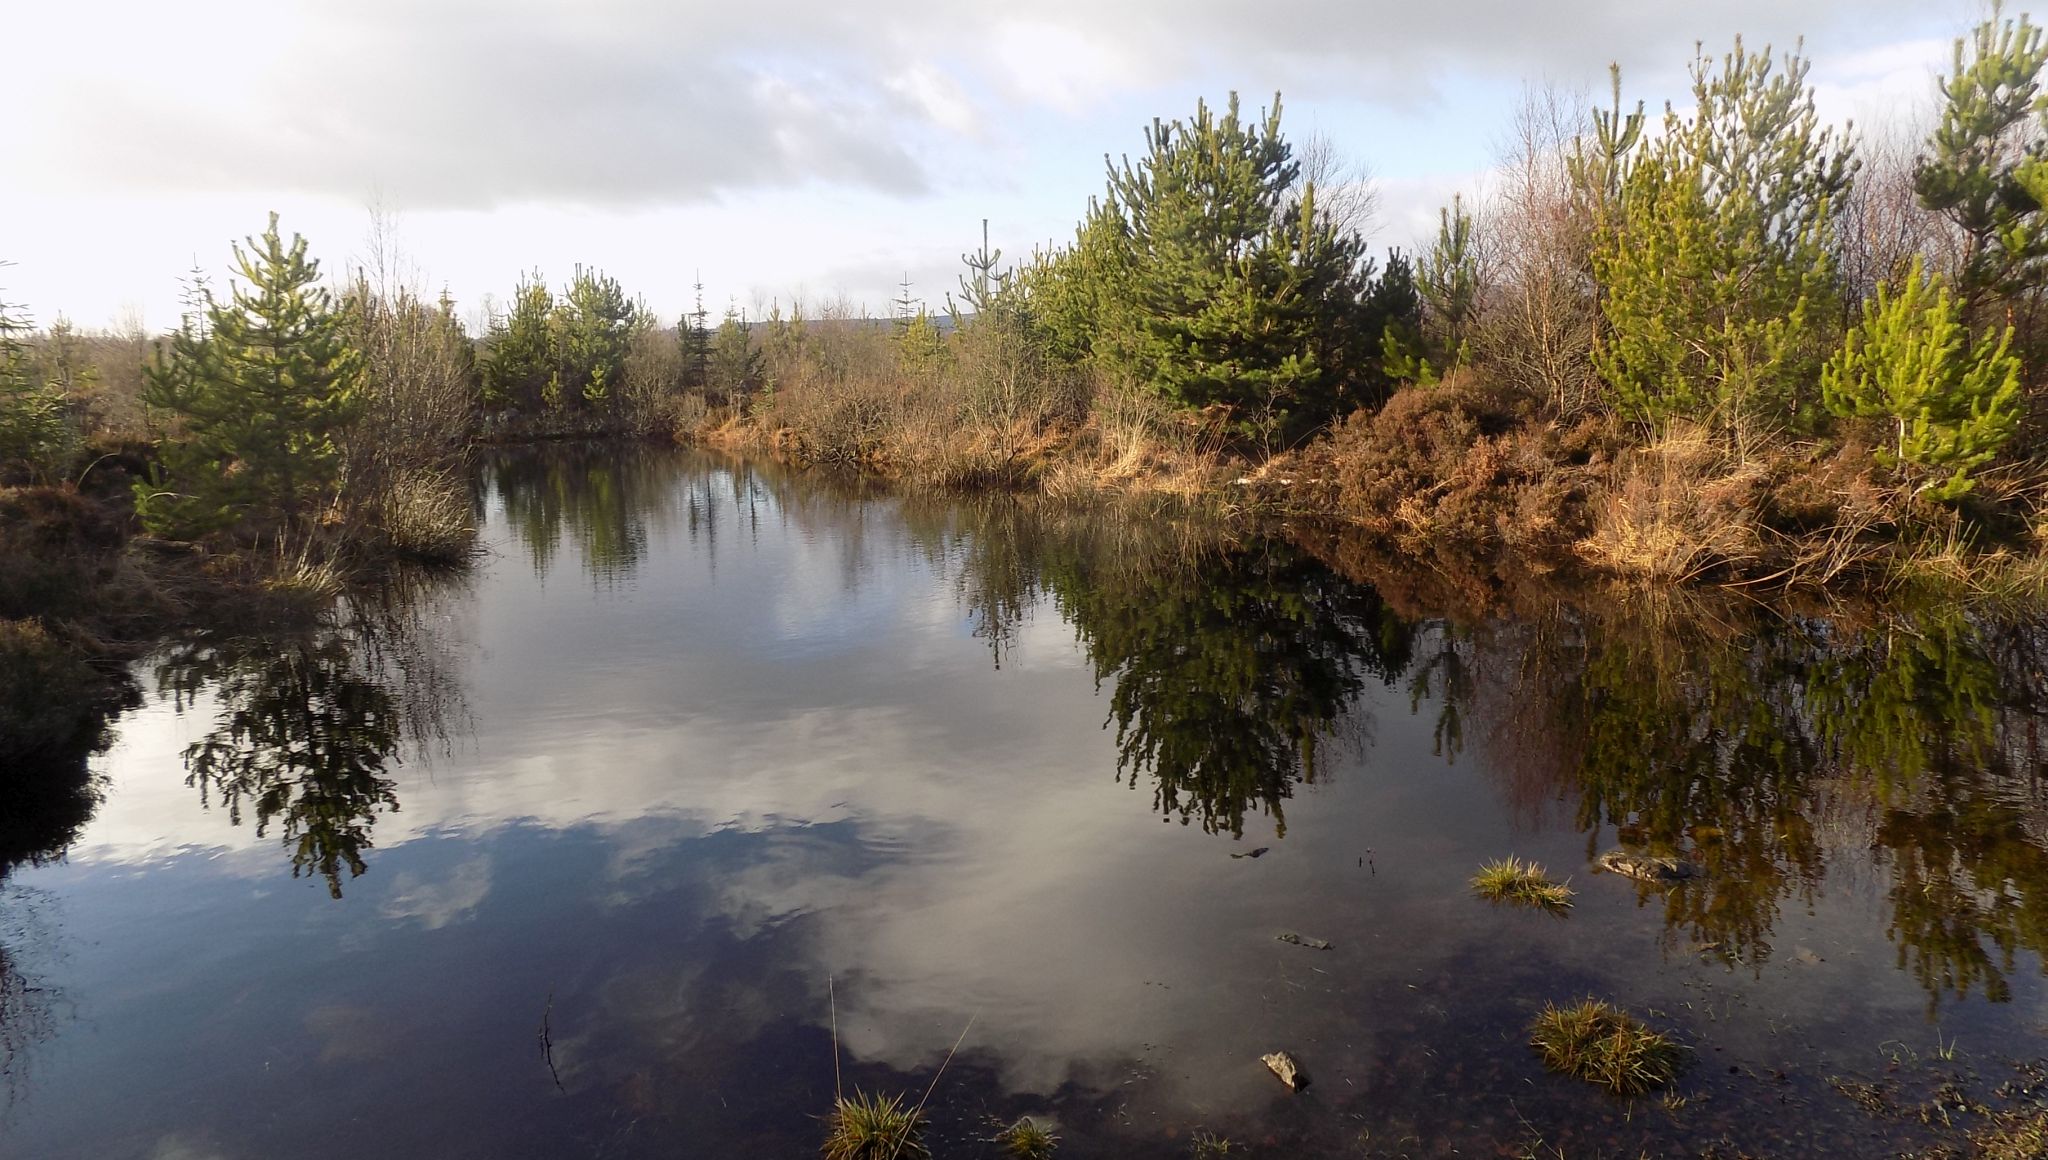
[10,0,1953,209]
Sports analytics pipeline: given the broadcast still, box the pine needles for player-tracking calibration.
[1470,856,1576,913]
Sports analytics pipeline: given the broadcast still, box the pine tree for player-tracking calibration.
[1417,196,1480,375]
[1822,259,2021,501]
[679,276,712,394]
[480,273,555,412]
[0,292,77,483]
[1914,4,2048,319]
[954,219,1019,320]
[1589,42,1854,436]
[137,213,364,537]
[555,265,638,412]
[709,305,762,405]
[1089,92,1371,442]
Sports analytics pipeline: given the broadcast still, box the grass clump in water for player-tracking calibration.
[1189,1131,1241,1157]
[821,1090,930,1160]
[1975,1111,2048,1160]
[1471,856,1575,913]
[1528,999,1684,1095]
[997,1116,1059,1158]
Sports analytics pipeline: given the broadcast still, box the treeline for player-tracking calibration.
[12,7,2048,606]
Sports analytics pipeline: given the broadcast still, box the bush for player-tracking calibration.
[0,619,109,765]
[0,486,127,621]
[1317,378,1614,568]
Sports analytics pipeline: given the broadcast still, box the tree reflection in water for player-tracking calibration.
[155,570,471,900]
[1383,571,2048,1010]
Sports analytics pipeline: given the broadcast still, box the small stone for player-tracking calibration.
[1262,1051,1308,1091]
[1596,849,1701,884]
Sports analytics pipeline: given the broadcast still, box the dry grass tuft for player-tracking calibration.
[1529,999,1684,1095]
[377,469,477,564]
[1471,856,1575,913]
[1576,425,1765,583]
[996,1116,1060,1159]
[821,1090,931,1160]
[1974,1110,2048,1160]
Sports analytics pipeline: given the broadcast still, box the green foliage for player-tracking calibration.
[679,277,713,393]
[1022,210,1125,370]
[159,632,401,898]
[709,306,763,401]
[555,266,640,409]
[0,296,79,484]
[897,308,947,374]
[1915,4,2048,315]
[481,274,556,411]
[137,214,364,537]
[1087,92,1371,442]
[1822,260,2021,500]
[1589,42,1853,433]
[1414,195,1480,378]
[480,267,639,415]
[1372,251,1434,387]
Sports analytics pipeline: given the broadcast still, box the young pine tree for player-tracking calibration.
[1417,196,1480,375]
[554,265,639,413]
[1915,4,2048,320]
[1822,259,2021,501]
[1090,92,1370,442]
[480,273,557,413]
[679,277,712,394]
[708,307,763,406]
[138,214,363,538]
[0,292,78,483]
[1589,42,1854,437]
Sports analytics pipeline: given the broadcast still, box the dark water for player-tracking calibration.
[6,445,2048,1158]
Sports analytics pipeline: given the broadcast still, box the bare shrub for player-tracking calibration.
[621,324,683,434]
[1471,83,1604,418]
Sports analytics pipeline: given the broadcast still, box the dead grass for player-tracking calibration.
[1529,999,1685,1095]
[1973,1110,2048,1160]
[1472,856,1575,913]
[1576,424,1766,583]
[820,1090,930,1160]
[375,469,477,564]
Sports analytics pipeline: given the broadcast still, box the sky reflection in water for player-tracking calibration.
[5,445,2048,1158]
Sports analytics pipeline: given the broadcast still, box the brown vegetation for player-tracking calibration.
[688,309,1230,504]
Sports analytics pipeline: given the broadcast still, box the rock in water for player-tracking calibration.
[1262,1051,1309,1091]
[1276,932,1333,950]
[1596,849,1701,884]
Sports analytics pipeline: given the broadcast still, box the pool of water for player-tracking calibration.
[5,444,2047,1158]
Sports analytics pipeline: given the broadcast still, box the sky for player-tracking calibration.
[0,0,1984,333]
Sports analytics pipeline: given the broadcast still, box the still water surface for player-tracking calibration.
[6,445,2048,1157]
